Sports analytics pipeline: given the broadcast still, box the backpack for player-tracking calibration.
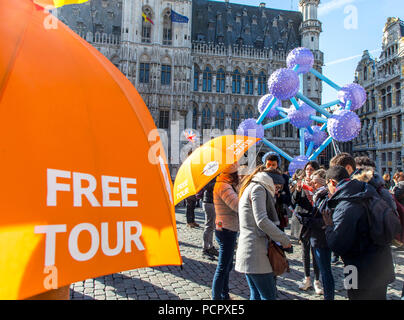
[362,194,402,247]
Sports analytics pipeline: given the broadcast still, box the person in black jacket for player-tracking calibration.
[323,166,395,300]
[291,160,322,294]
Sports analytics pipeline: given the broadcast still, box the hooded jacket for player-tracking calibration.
[352,167,397,212]
[325,179,395,289]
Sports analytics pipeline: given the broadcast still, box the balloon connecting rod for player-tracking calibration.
[309,68,341,91]
[263,118,290,130]
[262,138,294,162]
[257,97,278,124]
[279,111,288,118]
[306,141,314,157]
[290,97,300,110]
[296,92,332,118]
[310,115,328,123]
[345,100,352,111]
[275,106,289,113]
[308,136,333,160]
[320,123,327,132]
[306,126,314,134]
[292,64,300,72]
[299,128,305,156]
[321,100,340,109]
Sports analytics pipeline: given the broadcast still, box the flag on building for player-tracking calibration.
[142,12,154,25]
[171,10,189,23]
[33,0,88,8]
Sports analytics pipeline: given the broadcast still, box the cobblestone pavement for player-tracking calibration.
[70,206,404,300]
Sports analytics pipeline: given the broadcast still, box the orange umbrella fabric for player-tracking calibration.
[0,0,181,299]
[173,135,260,205]
[32,0,88,8]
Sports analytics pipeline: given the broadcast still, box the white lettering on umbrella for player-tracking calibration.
[203,161,219,176]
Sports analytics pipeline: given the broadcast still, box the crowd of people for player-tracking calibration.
[183,152,404,300]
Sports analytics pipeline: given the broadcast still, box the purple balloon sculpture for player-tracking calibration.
[287,102,315,128]
[287,47,314,74]
[304,126,328,149]
[257,94,281,118]
[288,155,309,177]
[237,118,265,140]
[267,68,300,100]
[327,110,361,142]
[338,83,367,111]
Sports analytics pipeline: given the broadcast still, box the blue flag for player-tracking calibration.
[171,10,189,23]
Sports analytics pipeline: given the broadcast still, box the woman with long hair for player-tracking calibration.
[235,165,291,300]
[291,160,322,294]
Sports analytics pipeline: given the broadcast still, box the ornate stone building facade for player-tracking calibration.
[353,17,404,175]
[59,0,324,176]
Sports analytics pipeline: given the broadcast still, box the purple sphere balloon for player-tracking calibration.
[327,110,361,142]
[287,102,315,128]
[267,68,300,100]
[304,126,328,149]
[257,94,281,119]
[237,119,265,139]
[287,47,314,74]
[288,155,309,177]
[338,83,367,111]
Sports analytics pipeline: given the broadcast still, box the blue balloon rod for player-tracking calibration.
[310,115,328,124]
[306,141,314,157]
[320,123,327,131]
[299,128,305,156]
[345,100,352,110]
[321,100,341,109]
[275,106,289,113]
[293,64,300,72]
[279,111,288,118]
[257,96,277,124]
[296,92,332,118]
[309,68,341,91]
[290,97,300,110]
[306,126,314,134]
[263,117,290,130]
[262,138,294,162]
[308,136,333,160]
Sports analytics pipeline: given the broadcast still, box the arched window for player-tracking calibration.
[258,71,267,95]
[202,105,211,129]
[216,68,225,93]
[232,69,241,94]
[194,66,200,91]
[245,105,253,119]
[141,7,153,43]
[364,66,368,81]
[231,107,240,132]
[245,70,254,95]
[192,105,198,129]
[162,9,172,45]
[215,106,225,130]
[203,67,212,92]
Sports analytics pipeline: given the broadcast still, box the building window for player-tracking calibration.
[245,70,254,95]
[231,107,240,132]
[285,122,294,138]
[201,105,211,129]
[139,63,150,83]
[192,106,198,129]
[194,67,199,91]
[397,152,402,166]
[163,10,172,45]
[141,8,152,43]
[258,71,266,95]
[396,82,401,106]
[245,106,253,119]
[397,115,402,142]
[387,86,392,108]
[215,106,225,130]
[381,89,386,111]
[382,118,387,144]
[161,65,171,85]
[273,115,282,137]
[159,110,169,129]
[216,68,225,93]
[202,67,212,92]
[232,69,241,94]
[363,66,367,81]
[371,90,376,110]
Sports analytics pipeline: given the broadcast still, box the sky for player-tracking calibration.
[216,0,403,102]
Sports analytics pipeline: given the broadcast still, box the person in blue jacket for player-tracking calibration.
[322,166,395,300]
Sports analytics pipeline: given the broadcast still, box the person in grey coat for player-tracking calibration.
[235,165,292,300]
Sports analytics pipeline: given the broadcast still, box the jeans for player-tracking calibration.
[302,238,320,280]
[202,202,215,250]
[245,273,277,300]
[211,228,238,300]
[313,247,335,300]
[185,197,196,223]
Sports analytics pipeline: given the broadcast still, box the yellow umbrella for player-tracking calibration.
[173,135,260,205]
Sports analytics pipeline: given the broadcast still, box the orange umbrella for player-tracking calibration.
[0,0,181,299]
[173,135,260,205]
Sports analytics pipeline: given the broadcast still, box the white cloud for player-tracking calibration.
[324,48,381,66]
[318,0,356,17]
